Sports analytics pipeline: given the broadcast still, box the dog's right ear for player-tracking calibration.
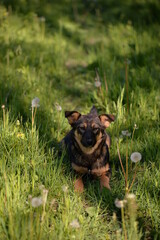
[65,111,81,126]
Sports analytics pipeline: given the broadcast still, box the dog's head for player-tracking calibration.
[65,106,115,148]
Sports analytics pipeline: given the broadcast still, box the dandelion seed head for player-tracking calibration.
[130,152,142,163]
[115,198,125,208]
[62,185,68,193]
[70,219,80,228]
[32,97,40,108]
[39,16,46,22]
[94,80,101,88]
[126,59,131,65]
[121,130,131,137]
[1,105,5,109]
[31,197,42,207]
[126,193,136,199]
[134,123,138,129]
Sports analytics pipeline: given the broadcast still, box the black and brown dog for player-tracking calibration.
[61,106,115,192]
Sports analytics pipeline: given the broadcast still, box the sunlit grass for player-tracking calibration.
[0,1,160,239]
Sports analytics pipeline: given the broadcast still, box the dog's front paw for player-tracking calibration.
[74,177,84,193]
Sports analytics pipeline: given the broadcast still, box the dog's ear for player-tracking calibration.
[65,111,81,126]
[99,114,115,128]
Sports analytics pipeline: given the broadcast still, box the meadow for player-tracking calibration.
[0,0,160,239]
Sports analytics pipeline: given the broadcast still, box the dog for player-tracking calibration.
[61,106,115,192]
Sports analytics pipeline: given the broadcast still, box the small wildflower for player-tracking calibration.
[121,130,131,137]
[70,219,80,229]
[112,212,117,221]
[94,80,101,88]
[115,198,125,208]
[130,152,142,163]
[116,228,122,234]
[28,195,32,200]
[17,133,25,139]
[126,59,131,65]
[31,97,40,108]
[39,16,46,22]
[134,123,138,129]
[62,185,68,193]
[55,103,62,111]
[39,184,45,191]
[1,105,5,109]
[31,197,42,207]
[16,120,20,126]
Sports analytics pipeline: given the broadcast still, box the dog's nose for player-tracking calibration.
[86,138,93,145]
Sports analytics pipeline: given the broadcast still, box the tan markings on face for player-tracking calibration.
[96,131,102,142]
[75,130,102,154]
[91,163,110,177]
[72,162,88,174]
[75,130,82,141]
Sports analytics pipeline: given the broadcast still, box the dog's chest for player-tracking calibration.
[70,141,109,169]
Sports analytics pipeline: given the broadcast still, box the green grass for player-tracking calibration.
[0,1,160,239]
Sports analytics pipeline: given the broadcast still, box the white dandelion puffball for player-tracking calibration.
[70,219,80,228]
[126,193,136,199]
[31,197,42,207]
[62,185,68,193]
[55,103,62,111]
[94,80,101,88]
[115,198,125,209]
[121,130,131,137]
[32,97,40,108]
[130,152,142,163]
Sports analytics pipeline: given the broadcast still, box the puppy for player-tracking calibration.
[61,106,115,192]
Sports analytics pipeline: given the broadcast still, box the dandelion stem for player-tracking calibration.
[117,141,127,186]
[121,207,127,240]
[129,163,138,192]
[130,127,136,170]
[104,73,108,93]
[33,107,37,123]
[32,107,34,134]
[3,108,5,128]
[126,137,129,193]
[125,59,129,115]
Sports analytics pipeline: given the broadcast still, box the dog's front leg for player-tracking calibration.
[100,174,111,190]
[74,175,84,193]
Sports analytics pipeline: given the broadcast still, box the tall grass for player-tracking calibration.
[0,1,160,239]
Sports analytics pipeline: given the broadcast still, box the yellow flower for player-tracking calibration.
[17,133,25,139]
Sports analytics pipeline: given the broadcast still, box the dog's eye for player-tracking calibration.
[78,126,85,133]
[93,128,99,134]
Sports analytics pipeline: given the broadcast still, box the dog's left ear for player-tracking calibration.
[65,111,81,126]
[99,114,115,128]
